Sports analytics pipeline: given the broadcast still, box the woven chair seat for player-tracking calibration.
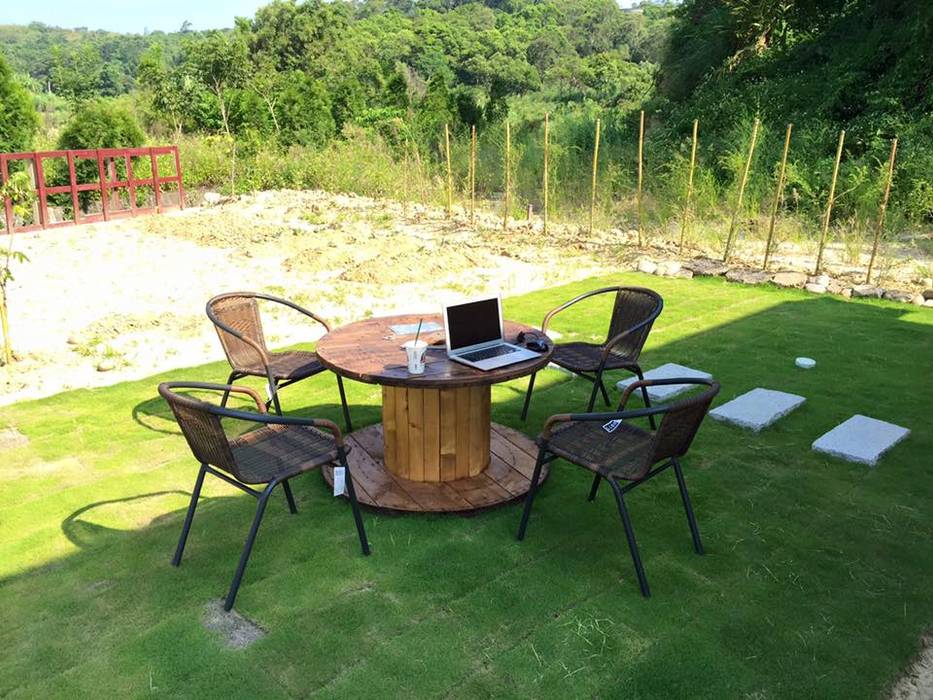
[230,424,339,484]
[551,343,636,373]
[542,420,655,481]
[239,350,325,381]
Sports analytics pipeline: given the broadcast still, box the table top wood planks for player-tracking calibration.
[317,313,553,513]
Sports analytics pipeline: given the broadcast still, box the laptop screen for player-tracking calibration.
[446,297,502,351]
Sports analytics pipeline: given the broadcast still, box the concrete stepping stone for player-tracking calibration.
[812,415,910,466]
[709,388,805,432]
[616,363,712,402]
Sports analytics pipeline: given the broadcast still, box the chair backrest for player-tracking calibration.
[159,384,240,477]
[651,380,720,463]
[207,294,268,371]
[605,287,663,361]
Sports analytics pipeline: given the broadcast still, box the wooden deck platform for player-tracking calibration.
[322,422,547,514]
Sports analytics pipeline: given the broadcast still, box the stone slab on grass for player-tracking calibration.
[709,388,806,432]
[812,415,910,466]
[616,363,713,402]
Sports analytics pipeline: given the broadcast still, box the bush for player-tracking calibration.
[58,99,145,151]
[0,54,39,153]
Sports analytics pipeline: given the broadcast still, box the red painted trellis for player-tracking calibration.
[0,146,184,234]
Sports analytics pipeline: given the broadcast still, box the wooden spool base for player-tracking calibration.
[322,422,547,514]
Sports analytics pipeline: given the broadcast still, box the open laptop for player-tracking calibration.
[443,295,540,371]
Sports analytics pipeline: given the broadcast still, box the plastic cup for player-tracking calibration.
[403,339,428,374]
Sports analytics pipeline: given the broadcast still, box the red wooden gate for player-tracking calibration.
[0,145,184,234]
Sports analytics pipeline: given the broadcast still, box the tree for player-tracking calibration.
[50,43,104,104]
[137,44,196,139]
[0,54,39,153]
[186,32,250,136]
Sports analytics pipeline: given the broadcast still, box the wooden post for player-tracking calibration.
[866,137,898,284]
[637,110,645,246]
[815,129,846,274]
[543,113,550,236]
[589,117,601,237]
[444,124,453,219]
[678,118,698,254]
[722,117,760,263]
[502,120,511,231]
[470,125,476,225]
[763,123,793,270]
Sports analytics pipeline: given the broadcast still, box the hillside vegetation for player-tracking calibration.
[0,1,931,250]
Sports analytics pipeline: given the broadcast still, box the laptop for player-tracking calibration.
[443,295,540,371]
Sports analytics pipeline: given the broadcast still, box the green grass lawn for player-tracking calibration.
[1,273,931,699]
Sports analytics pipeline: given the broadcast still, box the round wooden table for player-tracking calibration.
[316,313,552,513]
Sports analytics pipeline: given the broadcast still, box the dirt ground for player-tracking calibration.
[2,187,929,407]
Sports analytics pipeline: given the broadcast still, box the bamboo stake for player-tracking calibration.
[444,124,452,219]
[412,142,427,206]
[814,129,846,274]
[763,123,793,270]
[637,110,645,247]
[866,137,898,284]
[470,124,477,225]
[402,139,410,218]
[722,117,760,263]
[589,117,601,236]
[678,118,698,255]
[543,113,550,236]
[502,120,511,230]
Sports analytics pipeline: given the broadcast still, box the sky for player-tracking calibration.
[0,0,641,34]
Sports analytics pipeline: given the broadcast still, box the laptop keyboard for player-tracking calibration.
[461,345,519,362]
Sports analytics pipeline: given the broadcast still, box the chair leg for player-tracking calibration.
[336,375,353,433]
[220,372,239,408]
[172,463,207,566]
[672,458,704,555]
[516,447,548,541]
[267,373,283,415]
[342,457,370,556]
[608,479,651,597]
[587,473,601,502]
[224,482,275,612]
[632,364,657,430]
[520,371,537,422]
[586,370,603,412]
[282,480,298,514]
[598,377,611,407]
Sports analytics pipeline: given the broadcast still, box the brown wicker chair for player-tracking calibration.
[521,286,663,425]
[159,381,369,612]
[517,377,720,597]
[206,292,352,431]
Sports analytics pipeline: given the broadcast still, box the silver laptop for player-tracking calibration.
[443,296,540,371]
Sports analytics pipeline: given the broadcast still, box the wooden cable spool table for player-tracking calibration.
[315,313,553,513]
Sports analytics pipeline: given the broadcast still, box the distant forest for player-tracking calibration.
[1,0,932,223]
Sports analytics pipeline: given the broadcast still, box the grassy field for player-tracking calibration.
[1,273,931,698]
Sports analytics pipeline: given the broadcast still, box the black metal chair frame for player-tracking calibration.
[159,381,370,612]
[517,377,718,598]
[206,292,353,432]
[520,287,663,427]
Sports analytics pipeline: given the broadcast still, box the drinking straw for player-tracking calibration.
[413,319,423,345]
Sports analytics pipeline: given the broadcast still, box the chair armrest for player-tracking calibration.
[206,308,272,368]
[210,405,346,448]
[601,315,657,362]
[541,406,669,439]
[540,287,620,333]
[159,381,266,412]
[618,377,715,410]
[260,293,332,333]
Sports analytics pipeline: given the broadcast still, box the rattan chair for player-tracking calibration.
[521,286,663,425]
[206,292,352,431]
[159,381,370,611]
[517,377,719,597]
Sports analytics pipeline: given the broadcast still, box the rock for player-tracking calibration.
[808,274,831,287]
[725,268,772,285]
[637,259,658,275]
[626,229,639,240]
[841,288,853,298]
[675,269,694,279]
[883,289,914,303]
[852,284,884,299]
[203,192,223,205]
[922,277,932,289]
[771,271,808,288]
[923,289,933,301]
[96,360,116,372]
[0,428,28,449]
[656,260,682,276]
[912,294,925,306]
[925,299,933,308]
[66,335,81,346]
[686,258,729,276]
[805,283,827,294]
